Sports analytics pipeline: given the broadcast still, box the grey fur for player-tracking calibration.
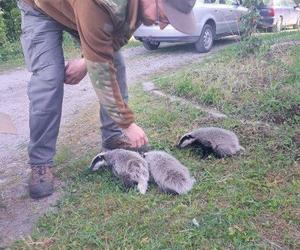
[143,151,195,195]
[90,149,149,194]
[178,127,245,158]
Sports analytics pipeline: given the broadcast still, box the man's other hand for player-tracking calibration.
[65,58,87,85]
[124,123,148,148]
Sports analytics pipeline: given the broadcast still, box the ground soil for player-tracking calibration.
[0,39,235,248]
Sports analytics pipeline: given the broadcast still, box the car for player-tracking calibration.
[133,0,248,53]
[257,0,300,32]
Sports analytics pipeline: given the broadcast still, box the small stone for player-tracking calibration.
[192,218,200,228]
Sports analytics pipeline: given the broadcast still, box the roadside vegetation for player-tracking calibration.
[11,29,300,248]
[156,31,300,125]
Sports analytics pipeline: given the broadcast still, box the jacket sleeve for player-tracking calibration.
[73,1,134,129]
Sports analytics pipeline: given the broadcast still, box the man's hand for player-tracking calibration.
[65,58,87,85]
[124,123,148,148]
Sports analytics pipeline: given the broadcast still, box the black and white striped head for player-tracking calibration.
[177,133,197,148]
[89,152,109,172]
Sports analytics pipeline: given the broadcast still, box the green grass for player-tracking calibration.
[11,32,300,249]
[155,31,300,125]
[13,88,300,249]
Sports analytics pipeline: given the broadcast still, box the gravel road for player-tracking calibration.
[0,38,235,247]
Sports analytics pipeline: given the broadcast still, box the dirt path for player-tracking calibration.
[0,38,235,248]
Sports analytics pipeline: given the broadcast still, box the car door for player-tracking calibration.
[230,1,248,33]
[197,0,224,35]
[218,0,239,34]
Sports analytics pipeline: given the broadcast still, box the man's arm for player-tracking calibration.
[74,1,134,128]
[73,1,147,146]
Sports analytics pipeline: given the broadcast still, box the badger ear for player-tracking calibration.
[89,153,106,172]
[177,133,196,148]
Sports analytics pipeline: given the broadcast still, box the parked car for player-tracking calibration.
[258,0,300,31]
[133,0,248,53]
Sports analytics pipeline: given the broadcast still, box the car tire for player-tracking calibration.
[195,24,214,53]
[143,41,160,50]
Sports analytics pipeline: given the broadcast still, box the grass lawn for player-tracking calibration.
[12,31,300,249]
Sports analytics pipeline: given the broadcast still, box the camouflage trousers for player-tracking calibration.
[18,1,127,166]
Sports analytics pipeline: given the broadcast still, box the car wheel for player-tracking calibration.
[143,41,160,50]
[195,24,214,53]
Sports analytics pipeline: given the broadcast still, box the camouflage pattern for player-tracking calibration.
[96,0,128,29]
[87,59,134,128]
[94,0,139,50]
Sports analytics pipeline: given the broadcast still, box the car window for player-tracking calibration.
[219,0,238,5]
[204,0,217,3]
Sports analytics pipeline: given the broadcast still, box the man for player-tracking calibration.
[18,0,197,199]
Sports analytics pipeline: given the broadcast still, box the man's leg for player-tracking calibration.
[100,51,129,147]
[18,1,65,198]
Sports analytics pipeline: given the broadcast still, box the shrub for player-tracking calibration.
[238,0,263,56]
[0,0,21,42]
[0,41,22,62]
[0,9,7,46]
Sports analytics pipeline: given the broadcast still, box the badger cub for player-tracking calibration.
[178,127,245,158]
[90,149,149,194]
[143,151,195,195]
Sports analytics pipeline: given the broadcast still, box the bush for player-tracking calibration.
[238,0,263,56]
[237,36,263,57]
[0,41,22,62]
[0,0,21,42]
[0,9,7,46]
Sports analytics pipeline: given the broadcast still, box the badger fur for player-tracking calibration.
[177,127,245,158]
[90,149,149,194]
[143,151,195,195]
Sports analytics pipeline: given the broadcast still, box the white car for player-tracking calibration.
[134,0,248,53]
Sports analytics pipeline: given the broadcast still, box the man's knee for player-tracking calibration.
[29,64,65,112]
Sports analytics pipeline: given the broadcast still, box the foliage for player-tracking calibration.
[237,35,263,57]
[0,41,22,62]
[0,0,22,65]
[0,0,21,42]
[238,0,263,56]
[0,9,7,46]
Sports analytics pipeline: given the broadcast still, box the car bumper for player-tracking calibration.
[134,35,199,43]
[133,24,200,42]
